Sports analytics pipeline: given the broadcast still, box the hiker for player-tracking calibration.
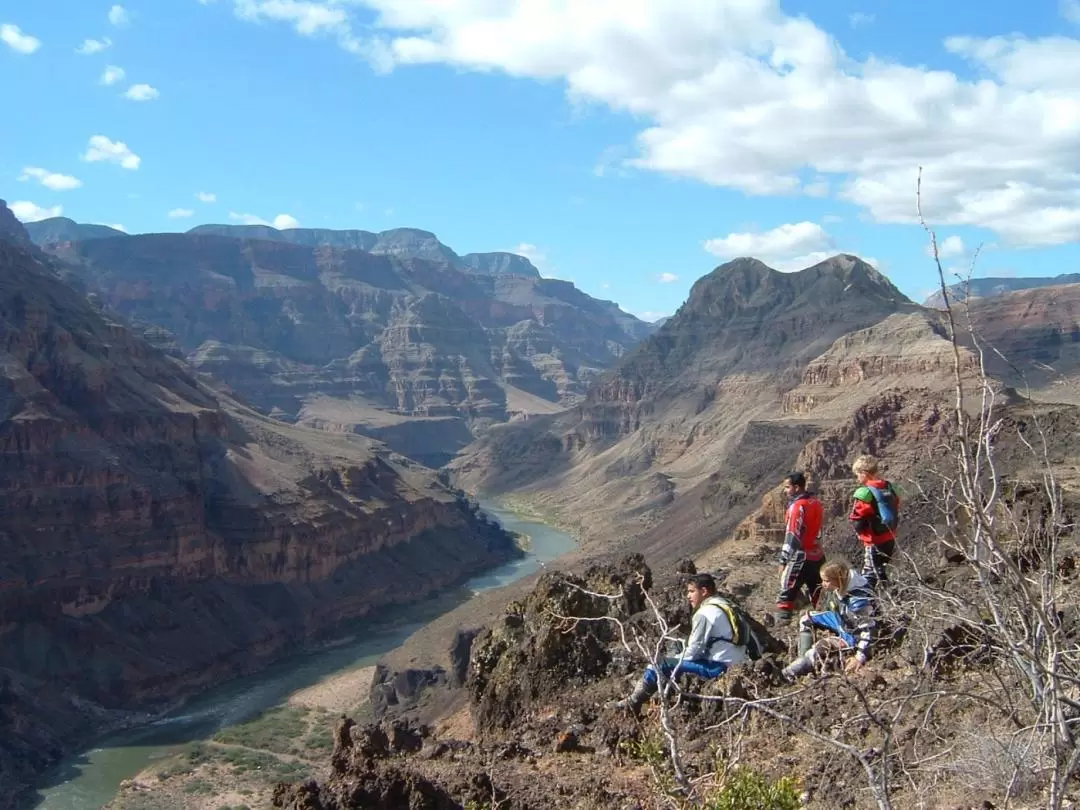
[607,573,752,712]
[849,455,901,589]
[774,471,825,625]
[781,559,876,680]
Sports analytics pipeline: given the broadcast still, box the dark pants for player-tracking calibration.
[862,539,896,589]
[643,658,728,686]
[777,556,823,610]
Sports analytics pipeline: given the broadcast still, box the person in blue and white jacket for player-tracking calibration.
[607,573,748,713]
[781,559,877,681]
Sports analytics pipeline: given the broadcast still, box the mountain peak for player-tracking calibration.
[685,252,907,317]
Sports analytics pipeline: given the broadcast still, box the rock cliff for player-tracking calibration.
[0,220,520,806]
[35,223,649,465]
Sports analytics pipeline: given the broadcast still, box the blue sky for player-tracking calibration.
[3,1,1080,319]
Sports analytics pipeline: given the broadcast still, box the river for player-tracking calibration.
[28,501,575,810]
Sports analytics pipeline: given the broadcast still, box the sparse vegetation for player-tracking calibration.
[212,706,310,756]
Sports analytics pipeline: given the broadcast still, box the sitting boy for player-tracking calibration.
[608,573,749,712]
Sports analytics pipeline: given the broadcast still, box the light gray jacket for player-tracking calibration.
[681,596,749,665]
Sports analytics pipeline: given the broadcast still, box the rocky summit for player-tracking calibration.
[32,219,651,468]
[0,212,521,806]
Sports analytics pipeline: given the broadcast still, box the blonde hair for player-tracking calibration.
[852,454,879,476]
[820,559,852,592]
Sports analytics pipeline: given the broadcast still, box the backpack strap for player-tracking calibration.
[703,596,743,646]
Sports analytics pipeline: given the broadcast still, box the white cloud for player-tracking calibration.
[233,0,349,36]
[108,5,129,26]
[635,311,671,322]
[100,65,125,85]
[197,191,217,203]
[256,1,1080,248]
[704,221,861,272]
[77,37,112,55]
[19,167,83,191]
[77,37,111,54]
[123,83,159,101]
[933,235,966,259]
[228,211,301,228]
[10,201,62,223]
[656,272,679,283]
[1063,0,1080,24]
[1,23,40,54]
[82,135,141,170]
[168,208,195,219]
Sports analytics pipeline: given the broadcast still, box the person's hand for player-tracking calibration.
[845,655,866,675]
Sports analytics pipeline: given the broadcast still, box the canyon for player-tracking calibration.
[0,203,521,807]
[8,195,1080,808]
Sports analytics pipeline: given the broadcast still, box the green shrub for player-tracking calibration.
[704,766,801,810]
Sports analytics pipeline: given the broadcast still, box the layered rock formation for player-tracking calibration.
[963,283,1080,403]
[34,222,650,465]
[0,214,520,806]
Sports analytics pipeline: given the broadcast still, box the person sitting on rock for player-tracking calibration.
[781,559,876,681]
[774,471,825,626]
[607,573,748,713]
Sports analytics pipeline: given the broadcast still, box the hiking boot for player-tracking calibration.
[781,656,814,682]
[605,678,656,712]
[773,608,793,626]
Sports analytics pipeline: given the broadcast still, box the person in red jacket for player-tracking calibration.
[774,472,825,625]
[848,454,901,589]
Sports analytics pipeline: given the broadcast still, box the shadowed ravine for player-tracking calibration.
[27,502,575,810]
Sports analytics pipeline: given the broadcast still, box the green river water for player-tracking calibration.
[27,501,575,810]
